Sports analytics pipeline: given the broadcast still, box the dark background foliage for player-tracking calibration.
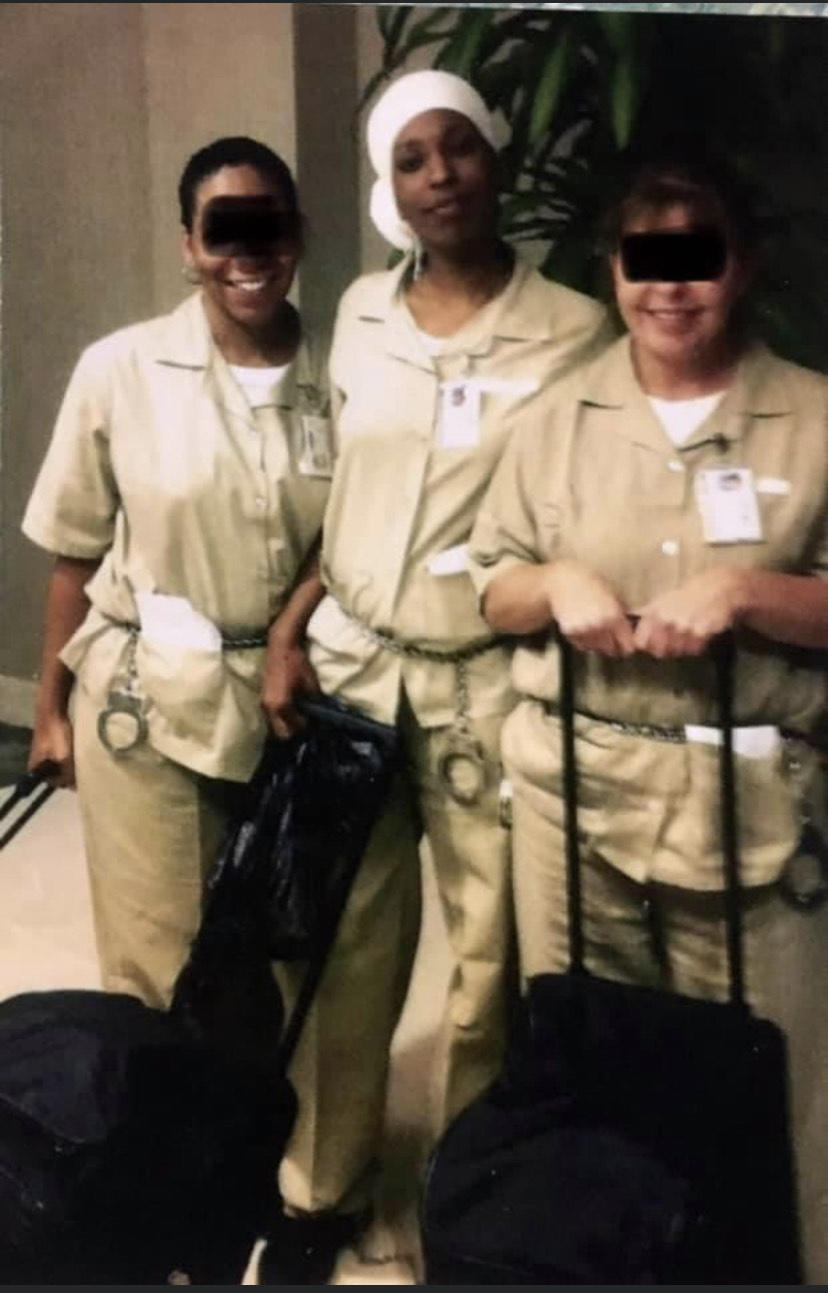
[366,6,828,372]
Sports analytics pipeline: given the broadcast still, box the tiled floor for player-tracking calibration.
[0,780,452,1285]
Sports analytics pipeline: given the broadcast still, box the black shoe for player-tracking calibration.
[258,1208,370,1285]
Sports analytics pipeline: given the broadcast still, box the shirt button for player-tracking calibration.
[661,539,679,556]
[667,460,684,473]
[255,496,266,509]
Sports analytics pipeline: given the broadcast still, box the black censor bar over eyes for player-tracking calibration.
[621,228,727,282]
[202,196,298,255]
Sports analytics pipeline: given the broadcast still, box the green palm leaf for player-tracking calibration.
[528,31,573,153]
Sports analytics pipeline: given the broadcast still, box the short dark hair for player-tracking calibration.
[178,136,299,231]
[601,149,759,258]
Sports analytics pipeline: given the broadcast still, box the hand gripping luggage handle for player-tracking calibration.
[0,765,57,851]
[557,629,745,1009]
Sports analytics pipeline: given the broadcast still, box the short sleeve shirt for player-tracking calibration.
[469,336,828,887]
[22,293,331,780]
[307,253,612,726]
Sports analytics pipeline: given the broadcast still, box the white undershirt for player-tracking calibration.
[648,391,726,446]
[415,328,449,358]
[229,363,290,409]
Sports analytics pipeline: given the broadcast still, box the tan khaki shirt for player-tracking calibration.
[308,253,610,725]
[23,293,330,780]
[470,336,828,887]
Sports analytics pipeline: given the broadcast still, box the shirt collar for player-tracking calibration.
[578,335,792,417]
[573,334,792,456]
[152,292,212,368]
[354,252,569,368]
[151,292,324,409]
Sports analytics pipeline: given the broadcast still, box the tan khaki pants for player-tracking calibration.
[505,700,828,1284]
[73,683,236,1009]
[75,683,513,1219]
[278,700,513,1214]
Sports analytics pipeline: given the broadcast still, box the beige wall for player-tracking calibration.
[0,2,154,686]
[355,5,446,273]
[356,6,389,275]
[293,3,360,347]
[141,2,296,316]
[0,2,363,710]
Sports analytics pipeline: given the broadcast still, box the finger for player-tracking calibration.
[632,616,651,652]
[299,661,322,694]
[571,620,628,657]
[567,628,600,653]
[570,626,615,656]
[596,626,624,657]
[57,759,76,791]
[612,617,637,657]
[635,617,668,658]
[273,702,310,739]
[287,706,308,732]
[679,629,710,657]
[264,707,293,741]
[654,624,705,658]
[31,757,63,788]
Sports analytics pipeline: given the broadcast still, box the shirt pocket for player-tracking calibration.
[135,638,225,746]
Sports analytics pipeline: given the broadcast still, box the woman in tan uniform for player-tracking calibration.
[259,69,609,1284]
[470,153,828,1281]
[23,136,331,1010]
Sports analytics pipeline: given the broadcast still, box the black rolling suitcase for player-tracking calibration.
[422,635,802,1284]
[0,696,397,1285]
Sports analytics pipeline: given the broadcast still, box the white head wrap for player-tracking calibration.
[366,69,510,251]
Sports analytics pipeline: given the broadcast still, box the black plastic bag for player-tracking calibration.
[171,695,400,1055]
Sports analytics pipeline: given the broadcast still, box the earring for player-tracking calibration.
[413,239,427,281]
[181,264,201,285]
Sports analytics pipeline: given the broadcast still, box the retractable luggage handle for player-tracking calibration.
[0,766,57,851]
[557,629,745,1008]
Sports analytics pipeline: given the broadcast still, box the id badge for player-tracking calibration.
[438,380,481,449]
[694,467,763,544]
[298,414,333,478]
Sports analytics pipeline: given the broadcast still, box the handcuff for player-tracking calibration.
[436,658,489,806]
[332,603,500,808]
[97,629,148,756]
[778,740,828,911]
[780,823,828,911]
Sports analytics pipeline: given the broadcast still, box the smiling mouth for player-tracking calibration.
[226,277,271,293]
[644,308,703,325]
[427,197,464,217]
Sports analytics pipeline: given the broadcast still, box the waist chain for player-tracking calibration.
[333,599,503,665]
[333,599,506,807]
[539,699,818,750]
[95,614,267,758]
[103,614,268,651]
[539,698,828,911]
